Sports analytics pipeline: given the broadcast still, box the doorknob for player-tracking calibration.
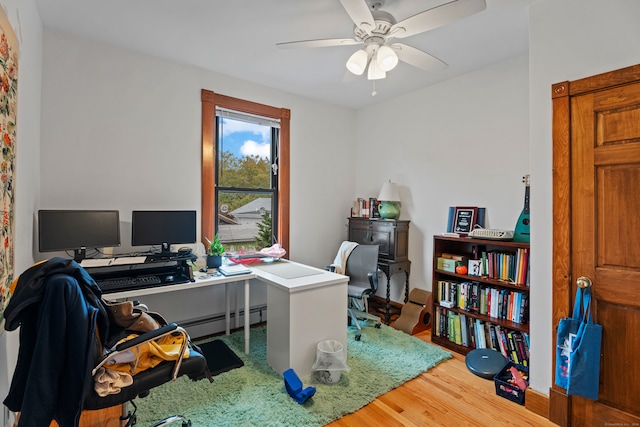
[576,276,592,288]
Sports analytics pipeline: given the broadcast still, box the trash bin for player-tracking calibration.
[311,340,348,384]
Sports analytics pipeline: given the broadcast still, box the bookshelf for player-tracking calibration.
[431,236,530,366]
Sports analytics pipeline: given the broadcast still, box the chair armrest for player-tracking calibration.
[367,269,381,293]
[114,323,178,351]
[93,323,190,381]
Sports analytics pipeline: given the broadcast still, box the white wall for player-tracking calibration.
[39,30,357,267]
[528,0,640,395]
[355,54,529,303]
[38,30,358,334]
[0,0,42,425]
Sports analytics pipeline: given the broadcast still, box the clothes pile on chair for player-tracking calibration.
[3,257,210,427]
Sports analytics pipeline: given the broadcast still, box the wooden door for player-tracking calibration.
[551,64,640,426]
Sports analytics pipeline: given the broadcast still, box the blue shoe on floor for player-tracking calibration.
[283,368,316,404]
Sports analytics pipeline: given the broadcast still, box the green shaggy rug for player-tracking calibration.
[134,324,451,426]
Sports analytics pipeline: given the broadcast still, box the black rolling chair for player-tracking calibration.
[3,258,210,427]
[329,243,382,341]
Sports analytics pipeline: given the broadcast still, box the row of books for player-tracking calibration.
[350,197,379,219]
[479,248,529,286]
[435,308,530,366]
[437,280,529,325]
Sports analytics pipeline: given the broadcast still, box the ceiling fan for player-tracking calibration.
[277,0,487,81]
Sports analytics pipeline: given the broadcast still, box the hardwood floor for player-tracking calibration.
[327,298,555,426]
[327,325,556,427]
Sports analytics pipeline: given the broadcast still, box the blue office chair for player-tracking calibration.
[329,243,382,341]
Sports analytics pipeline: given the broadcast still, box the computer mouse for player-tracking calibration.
[165,275,175,283]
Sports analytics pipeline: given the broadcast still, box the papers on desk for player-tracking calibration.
[79,258,112,267]
[218,264,252,276]
[111,256,148,265]
[80,256,148,268]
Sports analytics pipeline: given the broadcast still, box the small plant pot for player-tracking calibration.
[207,255,223,269]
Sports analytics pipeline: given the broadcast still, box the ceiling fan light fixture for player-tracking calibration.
[376,45,398,72]
[367,53,386,80]
[346,49,368,75]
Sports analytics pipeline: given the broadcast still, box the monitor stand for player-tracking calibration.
[74,248,87,262]
[150,243,178,261]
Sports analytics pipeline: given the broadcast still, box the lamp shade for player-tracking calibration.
[346,49,368,75]
[376,45,398,72]
[378,181,400,201]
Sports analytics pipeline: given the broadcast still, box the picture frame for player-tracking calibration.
[453,206,478,235]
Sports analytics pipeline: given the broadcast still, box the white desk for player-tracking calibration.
[252,261,348,379]
[104,273,255,354]
[102,260,348,379]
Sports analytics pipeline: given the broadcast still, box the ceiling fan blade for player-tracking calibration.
[390,0,486,39]
[276,38,361,49]
[339,0,375,32]
[393,43,448,72]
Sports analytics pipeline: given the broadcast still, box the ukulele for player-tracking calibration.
[513,174,530,243]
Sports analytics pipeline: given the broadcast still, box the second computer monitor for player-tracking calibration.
[131,210,196,253]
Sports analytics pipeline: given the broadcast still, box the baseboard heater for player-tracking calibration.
[179,304,267,329]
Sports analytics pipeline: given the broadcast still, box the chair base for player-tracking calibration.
[150,415,192,427]
[348,307,381,341]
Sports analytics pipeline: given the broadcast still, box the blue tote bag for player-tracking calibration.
[555,286,602,400]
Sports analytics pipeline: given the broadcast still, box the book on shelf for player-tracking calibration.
[438,280,530,326]
[475,319,486,348]
[369,197,379,219]
[479,248,529,286]
[351,197,381,219]
[453,313,462,345]
[460,313,469,347]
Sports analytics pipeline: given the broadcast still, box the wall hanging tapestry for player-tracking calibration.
[0,6,18,330]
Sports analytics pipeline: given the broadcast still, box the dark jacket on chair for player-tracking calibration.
[3,258,110,427]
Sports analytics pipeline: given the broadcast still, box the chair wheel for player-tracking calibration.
[375,323,381,329]
[355,334,361,341]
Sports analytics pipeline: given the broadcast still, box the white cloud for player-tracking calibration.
[241,140,271,159]
[222,118,270,141]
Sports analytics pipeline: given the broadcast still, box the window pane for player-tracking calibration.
[217,192,274,252]
[218,117,272,189]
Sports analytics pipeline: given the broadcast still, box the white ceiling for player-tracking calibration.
[34,0,533,109]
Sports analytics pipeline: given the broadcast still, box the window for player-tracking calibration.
[201,90,290,254]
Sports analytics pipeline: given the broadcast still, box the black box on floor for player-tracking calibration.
[494,362,528,405]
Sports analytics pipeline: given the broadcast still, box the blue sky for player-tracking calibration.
[221,118,271,159]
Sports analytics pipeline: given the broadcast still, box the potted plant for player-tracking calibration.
[206,234,225,269]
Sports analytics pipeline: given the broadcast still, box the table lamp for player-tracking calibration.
[377,181,401,219]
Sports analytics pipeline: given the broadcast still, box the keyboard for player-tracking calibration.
[97,275,163,293]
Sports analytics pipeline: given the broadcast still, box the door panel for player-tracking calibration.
[570,78,640,425]
[597,166,640,269]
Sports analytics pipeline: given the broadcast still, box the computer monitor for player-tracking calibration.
[38,210,121,262]
[131,210,197,254]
